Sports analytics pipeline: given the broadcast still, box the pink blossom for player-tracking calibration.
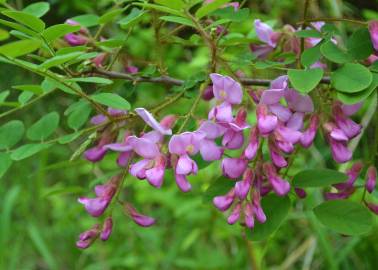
[135,108,172,135]
[76,224,100,249]
[100,217,113,241]
[125,204,156,227]
[210,73,243,105]
[369,20,378,51]
[365,166,377,193]
[222,157,248,179]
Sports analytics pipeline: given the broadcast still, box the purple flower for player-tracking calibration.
[269,142,288,168]
[208,102,234,122]
[334,161,363,190]
[284,89,314,113]
[244,128,259,160]
[92,53,107,68]
[259,76,288,105]
[235,169,253,199]
[222,157,248,179]
[294,188,307,199]
[78,176,119,217]
[125,65,139,74]
[252,193,266,223]
[274,123,302,144]
[341,102,362,116]
[202,86,215,101]
[213,189,235,211]
[135,108,172,135]
[227,203,241,225]
[328,137,352,163]
[210,73,243,105]
[125,204,156,227]
[369,20,378,51]
[366,166,377,193]
[91,108,128,125]
[367,203,378,215]
[333,105,361,139]
[76,224,100,249]
[100,217,113,241]
[254,19,279,48]
[264,163,290,196]
[64,33,88,46]
[300,115,319,148]
[222,108,250,149]
[244,202,255,228]
[257,105,278,135]
[197,121,225,161]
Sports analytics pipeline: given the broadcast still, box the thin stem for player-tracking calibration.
[298,17,367,26]
[243,229,260,270]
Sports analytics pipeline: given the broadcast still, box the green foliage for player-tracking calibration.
[91,93,131,110]
[292,169,348,188]
[288,68,324,93]
[0,39,41,58]
[26,112,60,141]
[331,63,373,93]
[0,120,24,149]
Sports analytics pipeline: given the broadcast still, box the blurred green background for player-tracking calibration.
[1,0,378,269]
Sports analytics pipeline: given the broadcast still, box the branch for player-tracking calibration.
[94,69,331,87]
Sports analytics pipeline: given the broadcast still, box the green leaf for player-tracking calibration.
[23,2,50,18]
[2,10,45,32]
[10,143,51,161]
[0,90,10,102]
[210,7,250,22]
[68,77,113,85]
[134,3,184,17]
[154,0,185,10]
[67,102,92,130]
[0,39,41,58]
[314,200,373,235]
[288,68,324,93]
[195,0,231,19]
[18,91,34,105]
[202,176,235,203]
[12,84,43,95]
[301,45,321,68]
[41,24,81,43]
[247,194,291,241]
[91,93,131,110]
[347,28,373,60]
[40,52,82,68]
[0,18,37,36]
[70,14,99,27]
[0,120,25,150]
[0,152,12,178]
[58,131,83,144]
[331,63,373,93]
[99,8,124,24]
[292,169,348,188]
[295,29,322,38]
[320,40,352,64]
[337,73,378,104]
[0,28,9,41]
[26,112,60,141]
[159,16,195,27]
[118,8,145,29]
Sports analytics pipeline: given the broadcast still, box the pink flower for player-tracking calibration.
[244,127,259,160]
[227,203,242,225]
[244,202,255,228]
[257,105,278,135]
[365,166,377,193]
[367,202,378,215]
[222,157,248,179]
[100,217,113,241]
[135,108,172,135]
[334,161,363,190]
[254,19,279,48]
[90,108,128,125]
[235,169,253,199]
[197,121,225,161]
[328,137,352,163]
[369,20,378,51]
[300,115,319,148]
[213,189,235,211]
[252,193,266,223]
[210,73,243,105]
[264,163,290,196]
[76,224,100,249]
[125,204,156,227]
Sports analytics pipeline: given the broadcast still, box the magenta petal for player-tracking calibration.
[91,114,107,125]
[300,115,318,148]
[130,159,149,179]
[213,191,235,212]
[210,73,243,105]
[244,203,255,228]
[100,217,113,241]
[254,19,276,47]
[84,146,107,162]
[275,125,302,144]
[335,116,361,139]
[117,151,132,167]
[200,139,223,161]
[222,130,244,150]
[276,141,295,153]
[330,128,349,142]
[145,167,165,188]
[252,195,266,223]
[257,105,278,135]
[235,174,251,200]
[341,102,362,116]
[130,212,155,227]
[269,144,288,168]
[369,20,378,51]
[222,158,248,179]
[269,103,292,122]
[366,166,377,193]
[198,121,226,139]
[176,154,196,175]
[227,203,242,225]
[367,203,378,215]
[175,174,192,192]
[260,89,285,105]
[135,108,172,135]
[127,136,160,159]
[285,89,314,113]
[78,197,110,217]
[329,138,352,163]
[169,132,203,156]
[209,102,234,123]
[250,44,274,58]
[286,112,304,131]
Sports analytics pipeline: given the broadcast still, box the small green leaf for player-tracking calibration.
[314,200,373,236]
[91,93,130,110]
[0,39,41,58]
[0,152,12,178]
[347,28,373,60]
[10,143,51,161]
[337,73,378,104]
[23,2,50,18]
[195,0,232,19]
[320,40,352,64]
[0,18,37,36]
[0,120,25,150]
[18,91,34,105]
[40,52,82,68]
[118,8,145,29]
[154,0,185,10]
[67,102,92,130]
[293,169,348,188]
[0,28,9,41]
[160,16,195,27]
[134,3,184,17]
[331,63,373,93]
[27,112,60,141]
[288,68,324,93]
[42,24,81,43]
[247,194,291,241]
[58,131,83,144]
[301,45,321,68]
[12,84,43,95]
[210,7,250,22]
[202,176,235,203]
[68,77,113,85]
[2,10,45,32]
[295,29,322,38]
[99,8,124,24]
[70,14,99,27]
[0,90,10,102]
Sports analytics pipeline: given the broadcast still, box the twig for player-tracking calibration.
[297,17,367,26]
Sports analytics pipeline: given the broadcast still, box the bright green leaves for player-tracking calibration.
[0,152,12,178]
[40,52,82,69]
[0,120,24,150]
[10,143,51,161]
[288,68,324,93]
[154,0,185,10]
[23,2,50,18]
[26,112,60,141]
[70,14,99,28]
[91,93,131,110]
[68,77,113,85]
[196,0,232,18]
[337,72,378,104]
[118,8,145,29]
[314,200,373,236]
[42,24,81,43]
[2,10,45,32]
[331,63,373,93]
[0,39,41,58]
[346,28,373,60]
[99,9,124,25]
[65,100,92,131]
[247,194,291,241]
[159,16,195,27]
[320,41,352,64]
[0,28,9,41]
[292,169,347,188]
[301,45,321,68]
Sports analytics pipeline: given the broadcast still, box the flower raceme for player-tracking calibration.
[77,72,374,249]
